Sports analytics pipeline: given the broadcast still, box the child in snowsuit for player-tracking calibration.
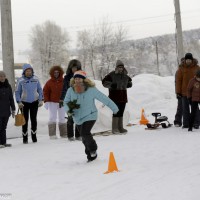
[187,69,200,131]
[64,70,119,161]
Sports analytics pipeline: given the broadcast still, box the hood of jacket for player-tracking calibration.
[180,58,198,68]
[22,63,34,76]
[49,65,64,80]
[70,77,95,89]
[0,79,9,88]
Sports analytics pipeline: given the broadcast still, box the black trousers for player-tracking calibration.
[189,101,200,128]
[182,97,200,127]
[22,101,39,133]
[67,117,80,138]
[113,102,126,117]
[76,120,97,157]
[174,98,182,125]
[0,116,9,145]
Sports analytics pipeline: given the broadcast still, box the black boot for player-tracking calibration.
[31,130,37,143]
[188,127,192,132]
[23,132,28,144]
[85,149,97,162]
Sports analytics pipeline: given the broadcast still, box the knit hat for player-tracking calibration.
[185,53,193,60]
[73,70,87,79]
[116,60,124,68]
[0,71,6,77]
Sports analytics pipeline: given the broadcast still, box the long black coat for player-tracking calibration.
[0,79,15,117]
[102,69,132,103]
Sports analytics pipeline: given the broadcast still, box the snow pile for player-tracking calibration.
[1,74,200,200]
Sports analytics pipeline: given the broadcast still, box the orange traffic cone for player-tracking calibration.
[139,108,149,125]
[104,152,119,174]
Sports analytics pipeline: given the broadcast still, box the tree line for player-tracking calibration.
[29,20,200,82]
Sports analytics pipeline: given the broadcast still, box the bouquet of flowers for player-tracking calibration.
[67,99,80,119]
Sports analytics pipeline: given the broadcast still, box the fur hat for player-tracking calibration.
[185,53,193,60]
[73,70,87,79]
[116,60,124,68]
[0,71,6,77]
[49,65,64,77]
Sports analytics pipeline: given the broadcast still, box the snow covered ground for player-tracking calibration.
[1,74,200,200]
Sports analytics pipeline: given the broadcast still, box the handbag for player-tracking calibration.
[15,108,26,126]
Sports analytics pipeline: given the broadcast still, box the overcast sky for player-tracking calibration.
[2,0,200,52]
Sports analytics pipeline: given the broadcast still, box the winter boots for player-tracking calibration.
[112,117,120,134]
[22,132,28,144]
[22,131,37,143]
[31,130,37,143]
[48,123,57,139]
[118,117,127,133]
[48,123,68,139]
[112,117,127,134]
[59,123,67,138]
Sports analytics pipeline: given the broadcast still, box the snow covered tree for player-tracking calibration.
[30,21,70,81]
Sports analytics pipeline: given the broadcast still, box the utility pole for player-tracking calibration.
[174,0,184,63]
[1,0,15,90]
[155,41,160,76]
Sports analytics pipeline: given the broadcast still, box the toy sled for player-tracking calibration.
[146,112,172,130]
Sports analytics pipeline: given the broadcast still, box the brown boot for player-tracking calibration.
[118,117,127,134]
[48,123,57,139]
[59,123,68,138]
[112,117,120,134]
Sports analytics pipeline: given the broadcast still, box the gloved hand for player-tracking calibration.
[111,83,117,89]
[127,82,132,88]
[188,98,192,105]
[176,93,182,99]
[18,102,24,109]
[59,100,64,108]
[38,101,43,107]
[11,111,15,118]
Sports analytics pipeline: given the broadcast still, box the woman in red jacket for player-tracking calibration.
[43,66,67,139]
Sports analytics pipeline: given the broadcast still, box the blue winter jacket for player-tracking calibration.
[15,64,43,103]
[64,86,119,125]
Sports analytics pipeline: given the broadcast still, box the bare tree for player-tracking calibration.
[30,21,70,81]
[76,18,128,80]
[95,17,113,79]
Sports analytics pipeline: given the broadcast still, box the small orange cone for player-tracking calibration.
[139,108,149,125]
[104,152,119,174]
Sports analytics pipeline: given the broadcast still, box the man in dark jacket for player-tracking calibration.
[60,59,82,141]
[174,58,184,127]
[176,53,200,128]
[102,60,132,134]
[0,71,15,148]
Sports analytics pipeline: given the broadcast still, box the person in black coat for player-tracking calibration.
[102,60,132,134]
[0,71,15,148]
[59,59,82,141]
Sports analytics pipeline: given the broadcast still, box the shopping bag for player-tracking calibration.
[15,109,26,126]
